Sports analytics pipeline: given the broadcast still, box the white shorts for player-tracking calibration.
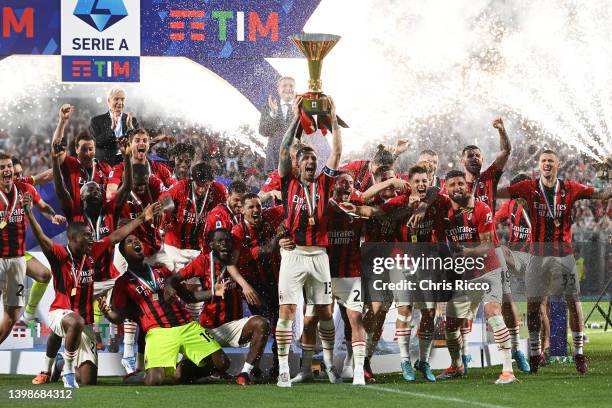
[495,247,512,295]
[0,256,26,307]
[145,249,174,272]
[278,246,332,306]
[93,278,117,298]
[48,309,97,367]
[525,255,579,298]
[165,245,200,284]
[446,268,503,320]
[209,316,252,348]
[331,277,363,313]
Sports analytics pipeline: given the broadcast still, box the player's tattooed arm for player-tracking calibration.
[591,186,612,200]
[51,104,72,165]
[113,137,133,219]
[35,198,66,225]
[98,295,127,324]
[492,117,511,170]
[326,96,342,170]
[23,193,53,253]
[362,178,409,203]
[108,202,162,245]
[51,147,74,216]
[278,97,302,178]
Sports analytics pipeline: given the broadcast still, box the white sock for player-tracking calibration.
[301,343,315,373]
[318,319,336,369]
[241,361,254,375]
[63,350,77,374]
[110,323,117,339]
[186,302,203,321]
[489,315,513,373]
[418,331,434,363]
[445,329,463,368]
[43,355,54,373]
[528,330,541,357]
[123,320,137,358]
[352,340,366,371]
[460,324,471,355]
[276,319,293,372]
[508,326,520,352]
[572,331,584,355]
[396,327,411,362]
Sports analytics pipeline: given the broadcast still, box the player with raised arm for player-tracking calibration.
[434,170,517,385]
[0,153,65,346]
[275,95,343,387]
[497,149,612,374]
[99,232,230,386]
[165,228,266,385]
[25,192,159,388]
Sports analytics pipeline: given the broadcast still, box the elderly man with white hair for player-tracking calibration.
[90,87,139,165]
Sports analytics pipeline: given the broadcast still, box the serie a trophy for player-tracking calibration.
[594,155,612,182]
[290,33,341,115]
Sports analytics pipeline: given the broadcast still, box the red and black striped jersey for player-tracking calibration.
[60,156,111,214]
[161,179,228,250]
[364,195,398,243]
[380,194,446,242]
[327,198,364,278]
[507,179,593,256]
[121,176,164,257]
[281,167,338,247]
[0,182,40,258]
[340,160,374,192]
[203,203,242,250]
[261,169,281,193]
[111,265,192,333]
[46,238,111,324]
[466,163,503,214]
[232,206,284,288]
[71,200,119,280]
[494,199,532,253]
[178,251,243,329]
[442,200,500,278]
[109,159,176,190]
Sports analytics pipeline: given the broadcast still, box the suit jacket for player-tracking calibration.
[258,103,294,173]
[90,112,139,165]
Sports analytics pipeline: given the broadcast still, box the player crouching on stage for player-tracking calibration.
[100,232,231,386]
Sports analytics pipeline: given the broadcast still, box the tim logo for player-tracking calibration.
[74,0,127,32]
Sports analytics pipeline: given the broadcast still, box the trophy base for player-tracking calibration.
[302,95,330,115]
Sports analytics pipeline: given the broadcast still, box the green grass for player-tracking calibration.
[1,329,610,408]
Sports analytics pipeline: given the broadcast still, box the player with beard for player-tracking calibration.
[275,96,343,387]
[9,158,53,327]
[418,149,445,190]
[258,142,304,205]
[232,193,291,379]
[0,153,65,346]
[106,129,176,200]
[99,232,230,386]
[497,150,612,374]
[25,192,159,388]
[340,141,409,193]
[168,143,196,180]
[204,181,247,246]
[435,170,517,385]
[360,165,446,382]
[51,105,113,214]
[161,162,228,322]
[457,118,526,373]
[166,229,265,385]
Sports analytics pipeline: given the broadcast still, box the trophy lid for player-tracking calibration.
[291,33,341,61]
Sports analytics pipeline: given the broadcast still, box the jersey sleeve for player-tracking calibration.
[265,205,286,230]
[482,162,503,185]
[507,180,532,201]
[260,171,281,193]
[494,200,511,224]
[155,163,175,188]
[110,276,129,310]
[340,160,366,175]
[178,254,204,280]
[91,237,112,260]
[47,243,68,264]
[380,195,408,214]
[22,182,41,204]
[568,181,595,201]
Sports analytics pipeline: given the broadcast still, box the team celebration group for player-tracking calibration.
[0,79,610,389]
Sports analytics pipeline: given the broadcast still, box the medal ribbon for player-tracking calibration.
[85,209,103,240]
[0,185,18,224]
[80,158,97,183]
[301,181,317,217]
[66,246,86,289]
[191,182,210,224]
[538,178,559,220]
[224,204,239,225]
[128,265,158,294]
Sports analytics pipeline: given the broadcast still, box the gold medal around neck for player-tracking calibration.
[0,221,6,230]
[308,217,315,225]
[71,288,77,297]
[554,218,561,227]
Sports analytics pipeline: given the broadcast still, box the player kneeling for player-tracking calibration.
[167,228,269,385]
[100,233,230,385]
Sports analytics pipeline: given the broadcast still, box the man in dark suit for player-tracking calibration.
[90,87,139,165]
[259,77,296,173]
